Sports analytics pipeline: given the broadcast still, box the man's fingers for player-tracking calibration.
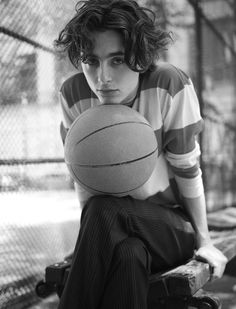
[194,245,228,281]
[209,264,223,281]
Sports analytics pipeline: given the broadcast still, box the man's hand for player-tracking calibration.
[194,244,228,281]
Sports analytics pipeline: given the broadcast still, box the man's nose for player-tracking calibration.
[97,63,112,84]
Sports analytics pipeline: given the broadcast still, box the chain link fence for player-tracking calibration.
[0,0,236,308]
[0,0,77,193]
[0,1,80,308]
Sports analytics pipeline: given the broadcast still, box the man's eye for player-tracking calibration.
[112,57,124,65]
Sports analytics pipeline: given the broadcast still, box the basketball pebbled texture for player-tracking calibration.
[64,104,158,195]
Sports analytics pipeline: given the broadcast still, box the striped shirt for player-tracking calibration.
[60,63,204,206]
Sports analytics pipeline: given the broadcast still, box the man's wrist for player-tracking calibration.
[195,233,212,248]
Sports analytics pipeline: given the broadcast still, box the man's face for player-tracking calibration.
[81,30,139,104]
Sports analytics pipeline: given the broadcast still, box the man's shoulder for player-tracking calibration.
[60,72,94,107]
[60,71,89,96]
[142,63,191,97]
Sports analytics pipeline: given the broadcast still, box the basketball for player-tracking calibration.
[64,105,158,195]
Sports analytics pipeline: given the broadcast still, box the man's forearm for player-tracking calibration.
[182,193,211,248]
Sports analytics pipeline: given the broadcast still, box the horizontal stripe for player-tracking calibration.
[164,121,203,154]
[62,97,101,127]
[69,97,100,117]
[60,121,69,144]
[141,63,191,97]
[154,128,163,157]
[134,88,163,129]
[60,93,77,127]
[170,164,200,179]
[164,85,202,130]
[165,142,201,169]
[61,73,97,108]
[175,172,204,198]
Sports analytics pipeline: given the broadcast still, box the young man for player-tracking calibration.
[55,0,227,308]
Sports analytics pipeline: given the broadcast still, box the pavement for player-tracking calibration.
[0,190,80,309]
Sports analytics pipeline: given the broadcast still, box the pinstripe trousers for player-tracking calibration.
[58,195,196,309]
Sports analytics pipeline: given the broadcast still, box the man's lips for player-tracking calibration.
[97,89,118,96]
[97,89,118,92]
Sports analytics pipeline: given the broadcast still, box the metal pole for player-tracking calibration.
[0,26,56,54]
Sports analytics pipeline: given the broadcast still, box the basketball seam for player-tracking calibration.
[72,121,152,145]
[69,154,157,195]
[66,146,158,167]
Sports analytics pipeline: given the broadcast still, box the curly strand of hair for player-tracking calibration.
[54,0,172,72]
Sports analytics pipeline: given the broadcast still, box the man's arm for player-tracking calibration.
[159,66,227,280]
[182,193,228,280]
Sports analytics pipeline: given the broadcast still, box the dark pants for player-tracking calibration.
[58,195,196,309]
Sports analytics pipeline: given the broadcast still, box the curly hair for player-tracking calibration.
[55,0,172,72]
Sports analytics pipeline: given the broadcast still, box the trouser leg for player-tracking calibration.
[58,195,195,309]
[59,195,133,309]
[100,237,151,309]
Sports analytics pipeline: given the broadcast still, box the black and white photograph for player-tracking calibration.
[0,0,236,308]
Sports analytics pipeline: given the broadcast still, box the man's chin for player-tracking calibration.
[100,99,122,105]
